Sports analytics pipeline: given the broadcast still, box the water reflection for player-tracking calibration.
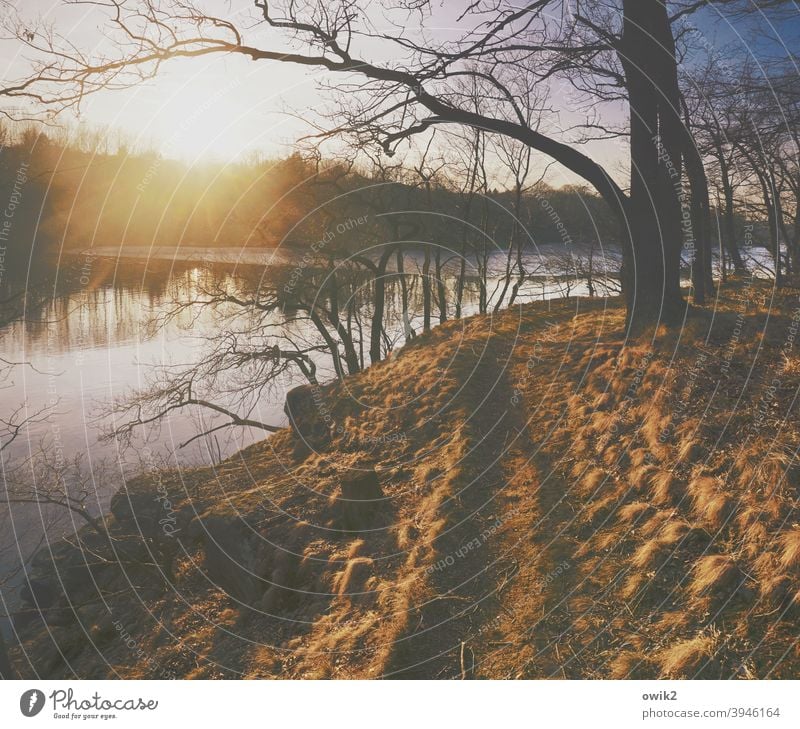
[1,247,623,460]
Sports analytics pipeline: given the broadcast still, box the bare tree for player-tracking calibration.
[1,0,761,328]
[687,60,750,275]
[100,272,344,447]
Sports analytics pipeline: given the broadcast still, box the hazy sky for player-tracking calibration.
[0,1,796,185]
[0,1,325,161]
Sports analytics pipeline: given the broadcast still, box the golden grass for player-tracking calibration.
[16,281,800,680]
[651,470,682,506]
[627,464,659,492]
[778,528,800,571]
[332,557,374,597]
[631,539,670,570]
[687,475,736,529]
[758,574,797,609]
[593,392,614,411]
[579,467,607,495]
[657,519,690,543]
[689,555,744,598]
[688,475,719,503]
[616,501,655,525]
[609,651,658,679]
[658,634,719,678]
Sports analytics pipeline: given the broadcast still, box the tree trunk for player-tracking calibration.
[619,0,686,328]
[715,143,748,273]
[507,230,526,307]
[455,245,467,319]
[495,189,524,313]
[793,200,800,276]
[478,248,488,314]
[325,265,361,374]
[308,308,346,380]
[396,246,415,341]
[684,116,714,304]
[369,248,395,365]
[435,248,447,324]
[774,182,795,277]
[761,171,782,285]
[738,145,782,284]
[422,246,432,332]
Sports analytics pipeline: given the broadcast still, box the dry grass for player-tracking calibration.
[689,555,744,599]
[609,650,658,679]
[658,633,719,678]
[14,281,800,680]
[651,470,682,506]
[778,529,800,571]
[617,501,655,525]
[687,476,734,529]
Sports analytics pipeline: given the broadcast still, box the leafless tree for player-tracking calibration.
[686,60,750,275]
[4,0,780,327]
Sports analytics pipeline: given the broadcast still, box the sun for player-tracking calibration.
[81,54,323,163]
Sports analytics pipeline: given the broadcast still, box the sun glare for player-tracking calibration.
[84,55,322,163]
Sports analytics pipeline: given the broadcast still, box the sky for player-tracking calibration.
[0,1,323,161]
[0,1,797,184]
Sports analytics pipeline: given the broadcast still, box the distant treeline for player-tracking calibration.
[0,129,616,255]
[0,128,768,272]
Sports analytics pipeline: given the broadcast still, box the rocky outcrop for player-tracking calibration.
[284,384,330,456]
[110,477,192,541]
[189,511,305,614]
[336,468,386,532]
[190,513,267,603]
[15,524,177,628]
[259,548,302,614]
[15,475,191,633]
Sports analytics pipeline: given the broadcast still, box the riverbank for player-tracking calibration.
[9,279,800,679]
[74,245,296,266]
[70,241,623,274]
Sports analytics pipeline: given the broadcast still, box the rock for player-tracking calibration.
[110,479,189,541]
[284,384,330,447]
[20,576,59,610]
[27,540,99,603]
[89,612,117,643]
[11,607,45,634]
[31,538,86,573]
[112,534,163,563]
[0,632,15,679]
[258,549,300,614]
[22,526,173,616]
[198,514,266,604]
[110,487,161,534]
[41,603,81,627]
[337,468,386,532]
[291,438,313,462]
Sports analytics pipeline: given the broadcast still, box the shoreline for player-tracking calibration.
[71,245,296,267]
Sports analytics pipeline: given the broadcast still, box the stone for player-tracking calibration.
[110,480,189,541]
[258,549,300,614]
[198,514,265,604]
[19,577,58,610]
[284,384,330,447]
[337,468,386,532]
[28,541,97,601]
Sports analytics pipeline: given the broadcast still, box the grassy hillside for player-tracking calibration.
[12,279,800,679]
